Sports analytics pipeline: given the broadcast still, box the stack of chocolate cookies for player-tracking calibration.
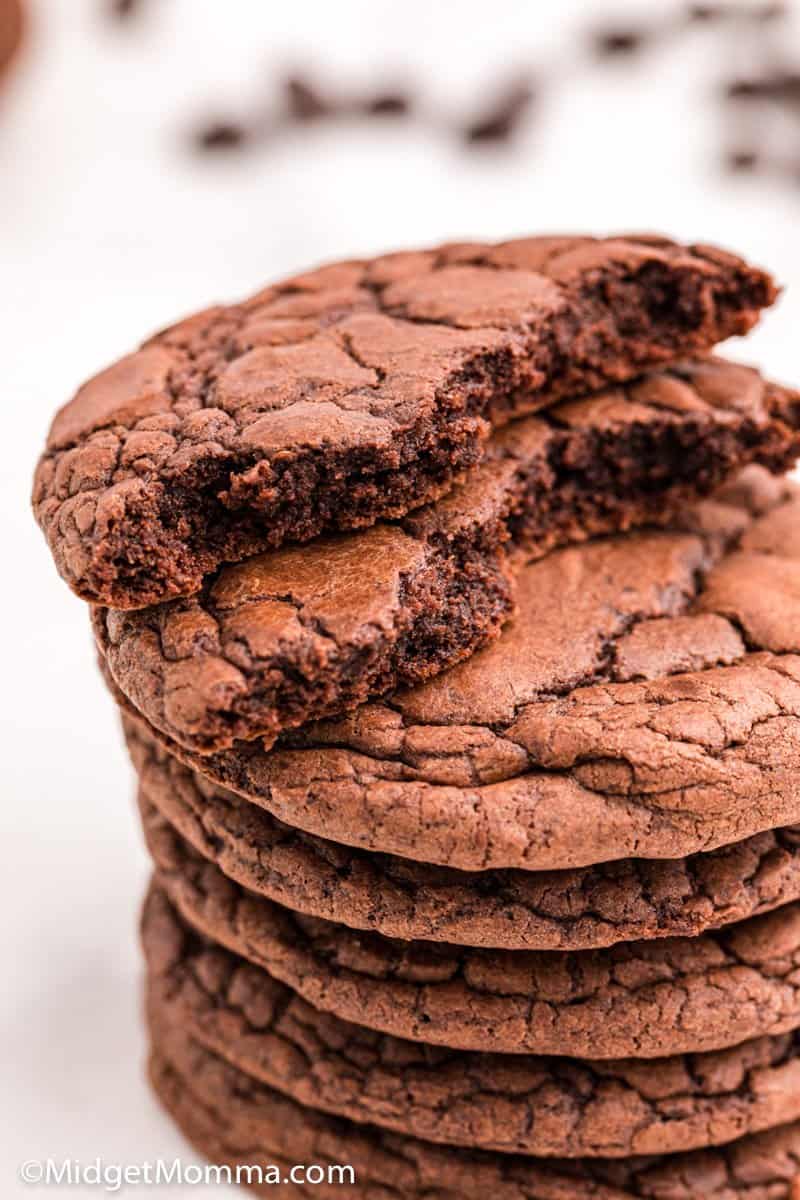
[34,236,800,1196]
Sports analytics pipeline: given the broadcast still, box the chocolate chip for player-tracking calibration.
[753,1,788,19]
[363,93,411,117]
[768,72,800,104]
[726,77,769,100]
[464,80,535,144]
[687,3,732,19]
[592,29,647,57]
[726,149,760,171]
[285,76,332,121]
[194,122,248,151]
[689,1,786,18]
[727,72,800,105]
[109,0,141,17]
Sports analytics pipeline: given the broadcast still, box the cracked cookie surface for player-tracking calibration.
[34,235,776,608]
[112,468,800,870]
[149,1023,800,1198]
[144,885,800,1159]
[131,722,800,951]
[144,834,800,1059]
[92,362,800,755]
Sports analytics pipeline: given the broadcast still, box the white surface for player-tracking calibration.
[4,1,800,1194]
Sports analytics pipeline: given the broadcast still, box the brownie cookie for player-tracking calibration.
[144,886,800,1159]
[0,0,22,80]
[145,842,800,1059]
[150,1029,800,1198]
[93,365,800,755]
[112,469,800,870]
[34,235,776,609]
[132,722,800,951]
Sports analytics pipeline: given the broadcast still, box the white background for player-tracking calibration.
[4,0,800,1194]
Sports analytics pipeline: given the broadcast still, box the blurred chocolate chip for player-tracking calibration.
[752,1,787,19]
[364,92,411,116]
[592,28,647,57]
[109,0,141,17]
[464,80,535,145]
[726,77,769,100]
[689,1,785,18]
[194,121,249,151]
[726,149,760,171]
[687,3,728,19]
[768,72,800,104]
[727,71,800,105]
[285,76,333,121]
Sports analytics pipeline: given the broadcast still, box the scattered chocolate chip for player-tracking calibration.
[285,76,333,121]
[689,2,785,20]
[687,3,719,18]
[161,6,798,197]
[364,93,411,116]
[726,77,770,100]
[109,0,141,17]
[592,28,647,57]
[194,121,249,151]
[726,72,800,105]
[726,149,759,171]
[464,80,535,144]
[767,72,800,104]
[753,1,788,19]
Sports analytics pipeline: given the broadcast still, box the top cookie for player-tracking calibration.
[93,360,800,756]
[33,234,776,608]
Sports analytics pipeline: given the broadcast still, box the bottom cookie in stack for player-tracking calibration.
[144,887,800,1198]
[149,1037,800,1199]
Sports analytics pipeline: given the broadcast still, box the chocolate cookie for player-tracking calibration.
[150,1027,800,1198]
[34,235,775,609]
[112,469,800,870]
[144,885,800,1159]
[0,0,22,80]
[92,365,800,754]
[131,721,800,951]
[145,835,800,1058]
